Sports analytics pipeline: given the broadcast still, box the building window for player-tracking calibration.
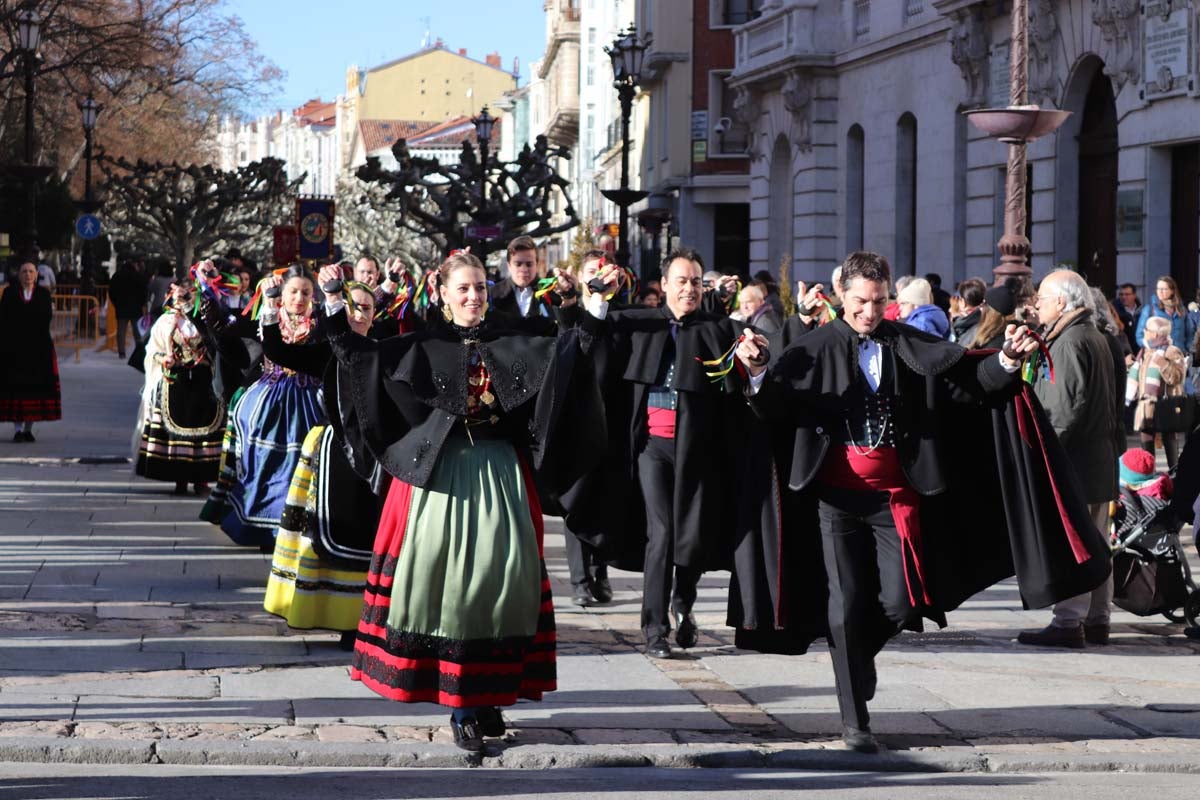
[715,0,762,26]
[587,65,594,86]
[588,27,596,44]
[895,113,917,276]
[854,0,870,39]
[846,125,865,251]
[710,72,748,156]
[905,0,923,17]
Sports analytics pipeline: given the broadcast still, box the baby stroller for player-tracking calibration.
[1111,482,1200,626]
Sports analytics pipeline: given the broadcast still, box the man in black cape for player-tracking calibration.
[562,248,749,659]
[729,251,1112,753]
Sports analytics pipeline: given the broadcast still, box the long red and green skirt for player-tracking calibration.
[350,436,556,708]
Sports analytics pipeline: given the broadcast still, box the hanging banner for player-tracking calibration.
[296,198,335,261]
[273,225,299,265]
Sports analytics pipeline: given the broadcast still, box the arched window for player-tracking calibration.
[895,113,917,276]
[846,124,865,251]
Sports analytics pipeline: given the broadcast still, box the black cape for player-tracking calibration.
[556,304,750,572]
[729,319,1113,654]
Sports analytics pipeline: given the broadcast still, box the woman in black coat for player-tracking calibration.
[0,262,61,441]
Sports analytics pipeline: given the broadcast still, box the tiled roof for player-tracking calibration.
[408,116,503,150]
[293,99,336,126]
[358,119,441,153]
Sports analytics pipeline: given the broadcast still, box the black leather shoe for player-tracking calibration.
[646,636,672,659]
[450,715,484,752]
[476,706,506,737]
[589,575,613,604]
[674,610,698,649]
[21,430,33,443]
[842,726,879,753]
[1017,624,1085,649]
[571,584,595,606]
[1083,622,1110,645]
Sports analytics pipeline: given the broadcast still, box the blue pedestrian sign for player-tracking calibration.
[75,215,102,240]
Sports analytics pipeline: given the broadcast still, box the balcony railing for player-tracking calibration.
[732,0,823,80]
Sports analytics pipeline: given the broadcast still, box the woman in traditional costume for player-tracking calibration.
[135,280,224,493]
[0,261,61,441]
[207,265,324,549]
[262,280,387,648]
[322,253,603,752]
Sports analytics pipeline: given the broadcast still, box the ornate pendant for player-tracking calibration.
[480,390,496,406]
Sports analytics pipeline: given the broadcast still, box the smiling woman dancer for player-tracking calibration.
[322,252,604,752]
[208,265,325,550]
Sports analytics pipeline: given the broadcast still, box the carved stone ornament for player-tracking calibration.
[948,5,990,107]
[1028,0,1060,105]
[1092,0,1141,90]
[781,70,814,152]
[732,86,762,160]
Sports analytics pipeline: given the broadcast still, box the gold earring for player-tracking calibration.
[442,303,454,323]
[480,298,489,320]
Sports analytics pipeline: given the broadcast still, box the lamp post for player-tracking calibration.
[468,105,498,256]
[78,94,102,295]
[963,0,1069,287]
[1,2,47,259]
[602,24,651,271]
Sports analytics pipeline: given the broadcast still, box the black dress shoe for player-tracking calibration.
[589,575,613,604]
[476,706,506,737]
[21,430,34,443]
[450,715,484,752]
[674,610,698,649]
[1017,624,1084,649]
[571,584,595,606]
[646,636,672,659]
[842,726,879,753]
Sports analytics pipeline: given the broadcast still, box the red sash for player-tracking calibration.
[818,445,932,608]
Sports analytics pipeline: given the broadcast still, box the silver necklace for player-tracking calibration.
[846,415,889,456]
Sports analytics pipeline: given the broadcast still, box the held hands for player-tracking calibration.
[260,274,284,307]
[735,327,771,377]
[383,256,404,288]
[317,265,343,300]
[1000,324,1039,367]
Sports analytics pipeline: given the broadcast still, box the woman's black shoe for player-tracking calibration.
[590,576,613,604]
[450,716,484,752]
[674,610,698,649]
[338,630,357,652]
[476,706,506,737]
[21,430,33,443]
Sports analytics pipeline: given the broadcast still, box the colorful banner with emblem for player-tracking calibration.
[296,198,334,261]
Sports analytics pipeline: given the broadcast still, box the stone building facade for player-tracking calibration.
[731,0,1200,297]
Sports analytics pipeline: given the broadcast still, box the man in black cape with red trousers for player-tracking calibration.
[729,251,1112,754]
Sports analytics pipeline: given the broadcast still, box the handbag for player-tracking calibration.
[1112,547,1188,616]
[1155,395,1197,433]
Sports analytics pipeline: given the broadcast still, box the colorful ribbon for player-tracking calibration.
[697,335,745,383]
[241,267,292,320]
[1020,331,1055,385]
[813,292,839,324]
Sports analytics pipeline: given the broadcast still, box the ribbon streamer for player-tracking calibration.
[697,335,745,383]
[242,267,292,320]
[1019,331,1055,385]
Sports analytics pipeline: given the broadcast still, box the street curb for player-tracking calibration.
[0,737,1198,773]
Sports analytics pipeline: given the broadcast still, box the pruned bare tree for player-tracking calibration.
[98,154,302,273]
[334,172,440,272]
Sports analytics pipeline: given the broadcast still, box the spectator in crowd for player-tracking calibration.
[924,272,952,315]
[975,284,1019,350]
[737,282,782,334]
[36,258,56,291]
[0,261,62,441]
[1135,276,1197,351]
[146,260,175,314]
[896,277,950,338]
[492,236,547,319]
[753,269,785,316]
[108,259,148,359]
[1127,315,1187,468]
[1115,283,1140,353]
[353,256,382,289]
[884,275,914,321]
[951,278,987,344]
[640,288,662,308]
[1018,269,1119,649]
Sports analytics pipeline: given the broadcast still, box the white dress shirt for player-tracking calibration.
[515,285,534,317]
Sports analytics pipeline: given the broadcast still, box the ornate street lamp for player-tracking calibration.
[1,1,48,258]
[78,94,103,294]
[602,24,652,271]
[472,105,494,208]
[963,0,1069,286]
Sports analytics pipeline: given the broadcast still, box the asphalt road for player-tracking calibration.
[0,765,1197,800]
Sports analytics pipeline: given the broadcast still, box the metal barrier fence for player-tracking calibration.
[49,294,102,363]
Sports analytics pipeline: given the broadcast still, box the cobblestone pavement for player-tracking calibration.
[0,349,1197,772]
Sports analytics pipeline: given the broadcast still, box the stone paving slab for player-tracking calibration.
[72,695,294,724]
[7,675,219,700]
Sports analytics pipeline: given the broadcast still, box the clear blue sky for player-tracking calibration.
[231,1,546,115]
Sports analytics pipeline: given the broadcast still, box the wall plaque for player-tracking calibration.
[1143,2,1192,98]
[1116,189,1145,250]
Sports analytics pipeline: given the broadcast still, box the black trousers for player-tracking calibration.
[818,486,923,730]
[564,529,607,588]
[115,317,136,356]
[637,434,701,640]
